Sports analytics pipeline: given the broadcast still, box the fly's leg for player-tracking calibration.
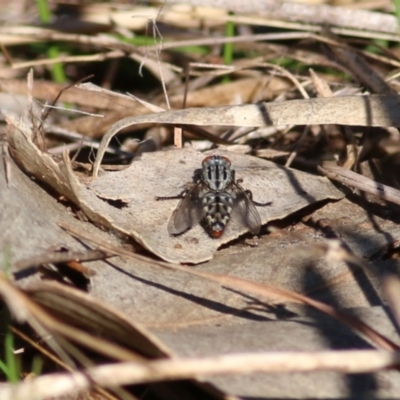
[247,191,272,207]
[155,189,188,201]
[236,177,272,207]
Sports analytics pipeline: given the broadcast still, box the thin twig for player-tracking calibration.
[2,349,400,400]
[319,165,400,206]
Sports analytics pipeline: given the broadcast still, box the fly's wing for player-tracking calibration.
[167,183,204,235]
[230,183,262,234]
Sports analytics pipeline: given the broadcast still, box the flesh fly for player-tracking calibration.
[157,155,271,238]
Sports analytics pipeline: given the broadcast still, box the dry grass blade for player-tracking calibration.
[323,30,396,95]
[2,349,400,400]
[382,275,400,335]
[92,95,400,176]
[8,328,121,400]
[84,350,400,379]
[0,130,11,186]
[161,0,399,34]
[0,276,148,362]
[25,281,172,359]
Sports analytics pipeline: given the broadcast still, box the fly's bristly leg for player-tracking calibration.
[155,189,189,201]
[252,199,273,207]
[244,189,272,207]
[235,176,272,208]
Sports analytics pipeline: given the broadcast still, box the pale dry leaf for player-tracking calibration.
[90,148,344,263]
[83,195,400,330]
[0,127,111,271]
[5,112,79,203]
[0,93,41,124]
[5,114,120,229]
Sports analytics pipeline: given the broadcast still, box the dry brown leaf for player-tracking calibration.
[90,148,343,263]
[4,117,343,262]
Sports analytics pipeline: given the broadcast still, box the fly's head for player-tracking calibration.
[201,155,233,191]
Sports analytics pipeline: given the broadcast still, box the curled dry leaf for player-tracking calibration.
[5,113,343,263]
[90,148,343,263]
[0,123,119,275]
[92,95,400,177]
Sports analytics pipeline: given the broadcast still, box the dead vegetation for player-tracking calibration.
[2,0,400,399]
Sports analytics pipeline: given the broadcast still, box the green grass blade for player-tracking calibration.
[35,0,67,83]
[222,16,235,84]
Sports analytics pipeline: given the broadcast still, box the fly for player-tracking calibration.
[156,155,272,238]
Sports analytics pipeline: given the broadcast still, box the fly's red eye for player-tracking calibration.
[202,155,215,166]
[201,155,231,166]
[220,156,231,165]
